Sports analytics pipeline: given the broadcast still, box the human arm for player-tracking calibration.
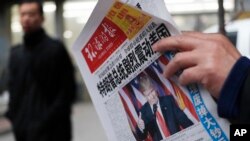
[218,57,250,121]
[238,69,250,122]
[152,32,250,122]
[152,31,241,99]
[36,42,76,130]
[5,47,21,121]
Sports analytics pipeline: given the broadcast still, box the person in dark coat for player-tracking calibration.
[5,1,76,141]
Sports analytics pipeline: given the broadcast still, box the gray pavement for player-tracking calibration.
[0,102,108,141]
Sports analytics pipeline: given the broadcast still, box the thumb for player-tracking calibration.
[139,112,142,119]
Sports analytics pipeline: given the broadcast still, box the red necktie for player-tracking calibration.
[154,104,170,137]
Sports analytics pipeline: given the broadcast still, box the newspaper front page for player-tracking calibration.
[71,0,230,141]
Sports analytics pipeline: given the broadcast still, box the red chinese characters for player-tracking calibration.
[82,17,127,73]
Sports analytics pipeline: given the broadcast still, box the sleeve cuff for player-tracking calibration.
[218,56,250,119]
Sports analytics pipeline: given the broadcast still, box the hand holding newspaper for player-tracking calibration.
[72,0,230,141]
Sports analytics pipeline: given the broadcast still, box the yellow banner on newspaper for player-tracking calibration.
[106,1,152,39]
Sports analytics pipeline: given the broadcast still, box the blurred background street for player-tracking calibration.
[0,102,108,141]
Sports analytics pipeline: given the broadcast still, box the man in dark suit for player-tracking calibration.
[136,72,193,141]
[5,1,76,141]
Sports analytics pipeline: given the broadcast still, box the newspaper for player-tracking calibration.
[71,0,230,141]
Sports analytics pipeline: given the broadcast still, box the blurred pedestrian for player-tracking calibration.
[5,0,76,141]
[0,68,7,95]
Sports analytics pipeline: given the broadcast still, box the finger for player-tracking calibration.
[163,51,197,78]
[152,34,203,52]
[211,34,241,59]
[183,32,241,59]
[182,31,209,40]
[182,31,220,40]
[182,31,231,48]
[178,66,202,86]
[139,112,142,119]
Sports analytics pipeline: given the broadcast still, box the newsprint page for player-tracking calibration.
[71,0,230,141]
